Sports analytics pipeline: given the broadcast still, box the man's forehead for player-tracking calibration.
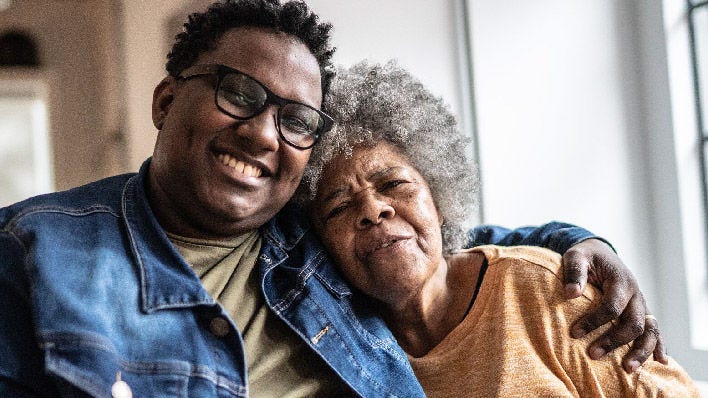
[210,27,310,64]
[203,26,322,103]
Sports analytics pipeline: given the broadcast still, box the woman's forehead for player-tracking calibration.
[317,143,419,197]
[327,144,408,176]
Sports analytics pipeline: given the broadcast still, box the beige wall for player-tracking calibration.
[121,0,212,171]
[0,0,124,190]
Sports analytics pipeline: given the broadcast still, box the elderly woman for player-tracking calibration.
[298,62,699,396]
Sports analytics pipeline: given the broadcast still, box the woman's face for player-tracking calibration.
[311,142,445,305]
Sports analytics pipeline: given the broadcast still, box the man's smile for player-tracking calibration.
[217,152,264,178]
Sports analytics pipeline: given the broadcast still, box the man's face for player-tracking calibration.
[149,27,322,238]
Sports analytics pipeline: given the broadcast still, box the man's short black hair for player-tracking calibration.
[166,0,336,97]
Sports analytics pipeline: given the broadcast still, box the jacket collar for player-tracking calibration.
[261,202,354,299]
[121,159,214,313]
[260,202,310,251]
[121,159,350,312]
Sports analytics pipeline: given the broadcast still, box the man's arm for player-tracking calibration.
[466,221,605,253]
[0,231,55,397]
[467,221,666,372]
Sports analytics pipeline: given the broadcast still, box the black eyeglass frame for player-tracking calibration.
[178,63,334,150]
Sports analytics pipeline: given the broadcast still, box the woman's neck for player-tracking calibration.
[383,251,485,358]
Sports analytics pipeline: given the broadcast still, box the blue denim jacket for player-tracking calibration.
[0,161,595,397]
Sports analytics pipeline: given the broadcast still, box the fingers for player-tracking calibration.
[620,313,655,372]
[650,317,669,365]
[571,281,634,339]
[562,238,670,371]
[582,293,644,360]
[622,314,668,372]
[561,246,590,298]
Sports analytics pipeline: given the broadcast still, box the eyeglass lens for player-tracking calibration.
[216,72,324,148]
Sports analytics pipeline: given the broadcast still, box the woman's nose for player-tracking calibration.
[356,192,395,228]
[234,106,280,152]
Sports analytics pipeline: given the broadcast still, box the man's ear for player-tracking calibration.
[152,76,177,130]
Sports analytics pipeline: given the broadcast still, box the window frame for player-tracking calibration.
[686,0,708,261]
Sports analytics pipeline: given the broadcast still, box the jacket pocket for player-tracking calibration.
[41,331,191,397]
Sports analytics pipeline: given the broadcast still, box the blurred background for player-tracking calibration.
[0,0,706,391]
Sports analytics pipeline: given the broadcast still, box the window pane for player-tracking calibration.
[693,6,708,132]
[704,139,708,201]
[0,92,51,207]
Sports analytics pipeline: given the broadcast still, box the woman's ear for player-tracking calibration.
[152,76,177,130]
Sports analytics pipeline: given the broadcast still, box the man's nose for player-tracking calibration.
[356,192,395,229]
[235,106,280,152]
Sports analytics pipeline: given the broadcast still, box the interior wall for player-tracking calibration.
[660,0,708,383]
[0,0,121,191]
[121,0,211,170]
[470,0,707,386]
[469,0,655,302]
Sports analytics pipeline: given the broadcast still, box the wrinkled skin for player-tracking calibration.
[311,143,446,310]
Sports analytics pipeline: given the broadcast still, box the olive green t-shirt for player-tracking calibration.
[167,231,350,397]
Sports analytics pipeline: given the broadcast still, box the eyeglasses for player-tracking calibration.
[178,64,334,150]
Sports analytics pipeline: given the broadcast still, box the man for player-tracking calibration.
[0,1,661,397]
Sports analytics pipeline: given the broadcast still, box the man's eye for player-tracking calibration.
[222,89,257,107]
[281,116,313,135]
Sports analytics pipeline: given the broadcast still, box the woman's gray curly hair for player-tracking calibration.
[297,61,479,253]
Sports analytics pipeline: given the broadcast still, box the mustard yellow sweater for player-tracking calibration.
[408,245,700,398]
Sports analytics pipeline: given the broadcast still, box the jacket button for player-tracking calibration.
[111,372,132,398]
[209,316,230,337]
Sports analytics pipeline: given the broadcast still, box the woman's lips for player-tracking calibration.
[361,234,413,260]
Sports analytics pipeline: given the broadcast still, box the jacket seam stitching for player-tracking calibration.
[271,249,326,313]
[4,205,119,232]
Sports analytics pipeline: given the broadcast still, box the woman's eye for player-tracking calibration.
[380,180,407,191]
[325,204,349,221]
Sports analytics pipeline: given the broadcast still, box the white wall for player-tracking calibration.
[470,0,655,300]
[470,0,707,388]
[306,0,469,123]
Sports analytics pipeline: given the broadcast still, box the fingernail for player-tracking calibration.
[564,283,581,298]
[571,326,587,339]
[627,360,639,373]
[590,346,606,359]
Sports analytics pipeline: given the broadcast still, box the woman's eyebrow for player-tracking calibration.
[320,186,348,204]
[319,166,408,205]
[367,166,404,181]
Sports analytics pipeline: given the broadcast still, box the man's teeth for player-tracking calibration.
[217,153,263,177]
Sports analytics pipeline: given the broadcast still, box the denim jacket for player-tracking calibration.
[0,161,596,397]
